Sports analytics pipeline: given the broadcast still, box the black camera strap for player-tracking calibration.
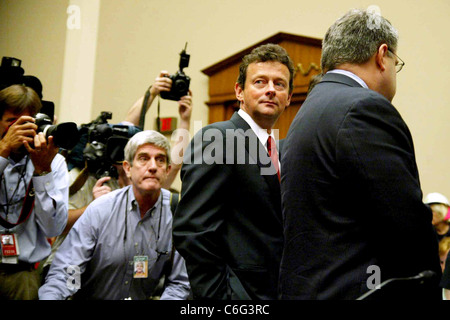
[0,178,35,230]
[138,85,152,130]
[156,97,161,132]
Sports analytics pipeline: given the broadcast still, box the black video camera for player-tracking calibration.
[69,111,141,179]
[0,57,23,89]
[1,57,55,120]
[160,43,191,101]
[0,57,80,150]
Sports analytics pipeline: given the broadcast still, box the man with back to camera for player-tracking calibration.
[39,130,190,300]
[173,43,294,299]
[279,8,441,300]
[0,84,69,300]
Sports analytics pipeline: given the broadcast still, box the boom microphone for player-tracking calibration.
[356,270,436,300]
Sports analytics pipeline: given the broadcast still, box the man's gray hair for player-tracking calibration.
[124,130,171,165]
[321,8,399,72]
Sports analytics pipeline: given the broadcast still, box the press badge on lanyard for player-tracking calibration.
[1,233,20,264]
[133,256,148,278]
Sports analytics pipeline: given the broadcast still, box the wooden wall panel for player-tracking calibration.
[202,32,322,139]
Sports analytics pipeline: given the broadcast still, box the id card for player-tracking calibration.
[133,256,148,278]
[1,233,19,264]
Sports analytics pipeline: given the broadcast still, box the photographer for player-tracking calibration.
[39,130,190,300]
[124,70,192,189]
[0,85,69,300]
[39,71,193,279]
[66,70,192,230]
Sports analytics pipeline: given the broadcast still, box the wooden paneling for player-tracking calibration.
[202,32,322,139]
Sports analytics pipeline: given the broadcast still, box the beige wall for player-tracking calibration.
[0,0,68,111]
[1,0,449,196]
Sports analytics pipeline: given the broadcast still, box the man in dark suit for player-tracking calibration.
[280,8,441,300]
[173,44,294,299]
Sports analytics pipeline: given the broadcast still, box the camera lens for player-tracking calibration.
[45,122,80,150]
[174,79,188,91]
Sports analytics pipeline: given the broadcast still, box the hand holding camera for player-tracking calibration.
[92,176,112,199]
[150,70,173,97]
[0,114,58,173]
[0,115,37,158]
[160,43,191,101]
[24,132,59,175]
[178,91,193,122]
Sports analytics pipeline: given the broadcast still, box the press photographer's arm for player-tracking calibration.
[0,85,68,239]
[124,70,193,189]
[0,112,60,177]
[124,70,173,125]
[24,132,59,175]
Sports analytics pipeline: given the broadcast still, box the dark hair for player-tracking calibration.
[237,43,295,94]
[0,84,41,119]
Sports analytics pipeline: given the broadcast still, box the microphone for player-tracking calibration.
[410,270,436,281]
[356,270,436,300]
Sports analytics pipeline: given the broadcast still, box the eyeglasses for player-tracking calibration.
[387,48,405,73]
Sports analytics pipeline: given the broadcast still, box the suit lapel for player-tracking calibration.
[229,112,270,168]
[229,112,280,193]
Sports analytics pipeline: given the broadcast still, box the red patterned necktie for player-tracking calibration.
[267,136,280,181]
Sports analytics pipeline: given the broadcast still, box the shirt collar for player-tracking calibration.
[327,69,369,89]
[8,154,28,166]
[238,109,275,149]
[128,186,163,218]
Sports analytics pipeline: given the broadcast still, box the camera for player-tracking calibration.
[160,43,191,101]
[35,113,80,150]
[0,57,24,90]
[68,111,141,179]
[1,57,54,119]
[0,57,80,150]
[1,113,79,153]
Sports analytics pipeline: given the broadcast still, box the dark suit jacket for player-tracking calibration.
[173,112,283,299]
[279,72,441,300]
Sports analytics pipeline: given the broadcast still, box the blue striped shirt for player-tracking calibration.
[0,154,69,264]
[39,186,190,300]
